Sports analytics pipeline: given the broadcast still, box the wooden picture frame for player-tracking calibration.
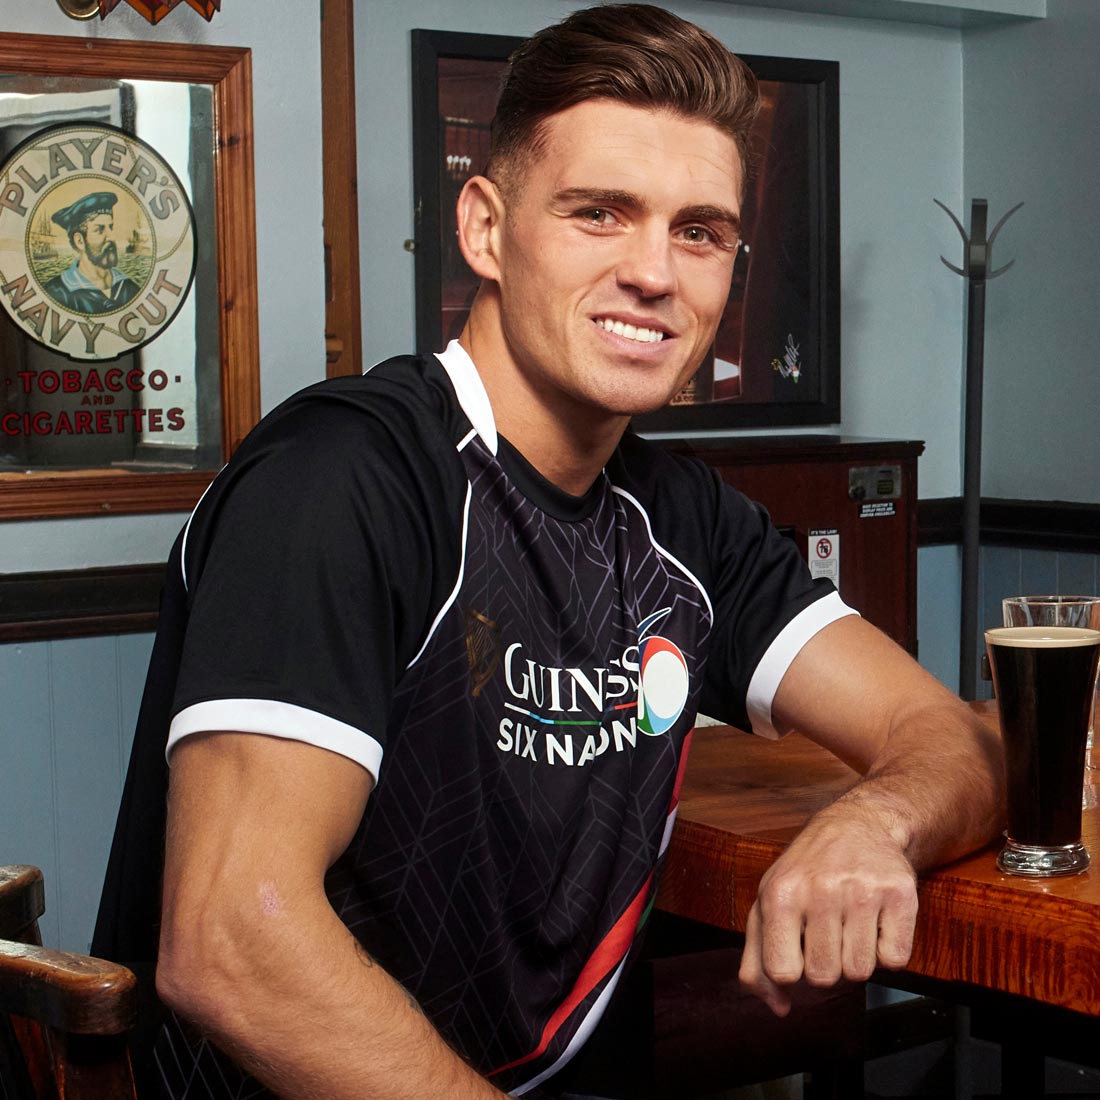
[0,33,259,520]
[411,30,840,431]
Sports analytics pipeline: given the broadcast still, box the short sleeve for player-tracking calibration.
[167,380,468,782]
[696,473,857,737]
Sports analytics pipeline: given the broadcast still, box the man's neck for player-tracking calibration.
[458,323,628,498]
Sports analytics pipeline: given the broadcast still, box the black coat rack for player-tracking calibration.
[935,197,1023,699]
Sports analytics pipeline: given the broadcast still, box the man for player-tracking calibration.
[43,191,139,314]
[94,6,1003,1099]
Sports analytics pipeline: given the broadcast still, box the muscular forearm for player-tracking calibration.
[158,889,507,1100]
[826,697,1005,871]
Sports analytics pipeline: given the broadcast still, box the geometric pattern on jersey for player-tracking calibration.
[155,1012,274,1100]
[324,426,712,1095]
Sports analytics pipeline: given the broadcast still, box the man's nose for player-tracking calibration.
[615,225,677,299]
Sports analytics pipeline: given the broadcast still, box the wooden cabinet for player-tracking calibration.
[666,436,923,655]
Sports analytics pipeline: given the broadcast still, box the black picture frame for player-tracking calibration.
[411,29,840,430]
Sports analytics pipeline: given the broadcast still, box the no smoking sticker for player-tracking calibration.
[808,527,840,586]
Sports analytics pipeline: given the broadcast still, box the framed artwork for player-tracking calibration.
[411,30,840,431]
[0,33,259,520]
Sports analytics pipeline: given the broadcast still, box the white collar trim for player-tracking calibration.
[435,340,498,455]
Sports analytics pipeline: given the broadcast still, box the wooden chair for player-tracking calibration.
[0,865,138,1100]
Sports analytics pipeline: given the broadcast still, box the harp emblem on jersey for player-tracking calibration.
[636,607,689,737]
[464,607,502,698]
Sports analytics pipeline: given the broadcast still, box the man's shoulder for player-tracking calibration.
[220,353,471,499]
[255,353,466,449]
[282,353,461,422]
[180,354,471,582]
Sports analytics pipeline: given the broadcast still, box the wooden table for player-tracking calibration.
[657,702,1100,1019]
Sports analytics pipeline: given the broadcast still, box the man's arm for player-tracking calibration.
[738,614,1005,1015]
[156,732,508,1100]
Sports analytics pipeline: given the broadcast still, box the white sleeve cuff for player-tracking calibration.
[745,591,859,740]
[167,698,383,782]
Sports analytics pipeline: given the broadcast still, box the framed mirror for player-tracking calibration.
[0,33,258,520]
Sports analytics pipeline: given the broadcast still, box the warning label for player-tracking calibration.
[808,527,840,586]
[859,502,896,519]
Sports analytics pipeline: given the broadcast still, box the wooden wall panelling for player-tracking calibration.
[980,546,1021,630]
[116,634,153,786]
[0,633,154,952]
[0,564,164,643]
[48,637,125,952]
[916,544,961,689]
[1057,551,1099,596]
[975,546,1020,699]
[1019,547,1058,597]
[321,0,363,377]
[978,501,1100,552]
[1,641,60,948]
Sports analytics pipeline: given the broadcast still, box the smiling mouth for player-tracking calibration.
[594,318,666,344]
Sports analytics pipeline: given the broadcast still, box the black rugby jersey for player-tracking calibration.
[94,341,853,1098]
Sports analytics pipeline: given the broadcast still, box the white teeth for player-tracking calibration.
[596,318,665,343]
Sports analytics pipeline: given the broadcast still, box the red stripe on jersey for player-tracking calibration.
[490,733,693,1080]
[669,727,694,812]
[488,871,654,1078]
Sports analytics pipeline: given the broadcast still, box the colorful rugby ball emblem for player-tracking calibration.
[636,611,689,737]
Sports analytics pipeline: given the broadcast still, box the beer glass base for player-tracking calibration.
[997,839,1090,877]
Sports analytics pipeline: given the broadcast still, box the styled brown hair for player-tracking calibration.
[487,4,759,192]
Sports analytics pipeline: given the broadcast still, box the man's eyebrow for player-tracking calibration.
[552,188,740,235]
[552,187,643,209]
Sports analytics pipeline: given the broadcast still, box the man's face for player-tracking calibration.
[492,99,742,424]
[76,213,118,269]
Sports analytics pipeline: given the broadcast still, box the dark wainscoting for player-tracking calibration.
[2,497,1096,642]
[917,498,962,546]
[0,563,164,643]
[918,498,1100,552]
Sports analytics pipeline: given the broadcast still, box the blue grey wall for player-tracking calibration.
[4,633,151,951]
[963,0,1100,504]
[918,545,963,689]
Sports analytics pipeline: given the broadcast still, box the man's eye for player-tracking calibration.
[681,225,716,244]
[580,208,616,226]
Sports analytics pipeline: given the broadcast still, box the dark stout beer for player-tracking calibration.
[986,627,1100,874]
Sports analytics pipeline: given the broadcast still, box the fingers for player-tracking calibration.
[739,864,918,1011]
[738,902,793,1017]
[875,883,919,971]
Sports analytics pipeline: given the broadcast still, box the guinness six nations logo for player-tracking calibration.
[0,123,196,361]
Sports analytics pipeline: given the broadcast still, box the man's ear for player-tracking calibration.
[456,175,505,283]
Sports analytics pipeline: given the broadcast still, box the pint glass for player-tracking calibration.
[1002,596,1100,765]
[985,625,1100,877]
